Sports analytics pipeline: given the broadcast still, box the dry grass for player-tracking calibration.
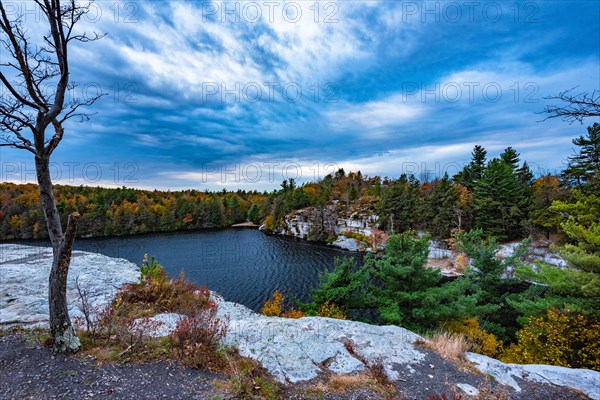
[328,373,375,392]
[298,371,399,400]
[420,332,470,363]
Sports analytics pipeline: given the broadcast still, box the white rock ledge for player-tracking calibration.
[0,244,139,328]
[466,353,600,400]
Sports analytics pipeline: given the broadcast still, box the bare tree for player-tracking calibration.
[542,88,600,124]
[0,0,103,353]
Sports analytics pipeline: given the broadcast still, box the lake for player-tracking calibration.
[7,228,360,311]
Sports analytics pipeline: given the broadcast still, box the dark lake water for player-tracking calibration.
[7,228,360,311]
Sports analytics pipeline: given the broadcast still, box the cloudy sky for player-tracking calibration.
[1,0,599,190]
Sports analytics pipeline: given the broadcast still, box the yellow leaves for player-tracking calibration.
[500,308,600,371]
[453,253,469,273]
[446,317,503,358]
[261,290,284,317]
[453,183,472,209]
[261,290,304,318]
[315,301,347,320]
[8,214,22,229]
[261,291,346,320]
[263,214,276,231]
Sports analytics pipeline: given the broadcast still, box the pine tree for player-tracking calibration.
[378,174,420,233]
[474,158,526,240]
[310,257,373,310]
[500,147,520,170]
[423,174,459,240]
[562,123,600,195]
[454,145,488,189]
[550,191,600,274]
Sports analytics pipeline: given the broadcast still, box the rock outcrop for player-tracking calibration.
[0,244,139,328]
[272,203,383,252]
[467,353,600,400]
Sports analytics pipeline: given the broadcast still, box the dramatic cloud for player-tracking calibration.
[1,0,598,190]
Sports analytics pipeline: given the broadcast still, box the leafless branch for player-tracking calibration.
[0,0,105,155]
[540,88,600,125]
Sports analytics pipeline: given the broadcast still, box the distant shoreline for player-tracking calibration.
[231,221,260,228]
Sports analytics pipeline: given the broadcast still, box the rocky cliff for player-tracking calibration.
[265,202,384,252]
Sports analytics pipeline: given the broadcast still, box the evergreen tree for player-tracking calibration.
[474,159,527,240]
[378,174,420,233]
[562,123,600,195]
[310,257,373,310]
[550,191,600,274]
[423,174,459,240]
[500,147,520,170]
[454,145,487,189]
[368,233,481,330]
[456,230,531,341]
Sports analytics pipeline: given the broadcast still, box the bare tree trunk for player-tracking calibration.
[36,155,81,353]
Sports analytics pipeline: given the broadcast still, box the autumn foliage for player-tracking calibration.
[261,290,346,320]
[501,308,600,371]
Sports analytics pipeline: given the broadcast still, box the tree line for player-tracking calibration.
[0,185,271,239]
[2,123,599,245]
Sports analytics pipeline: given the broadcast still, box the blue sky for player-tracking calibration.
[1,0,599,190]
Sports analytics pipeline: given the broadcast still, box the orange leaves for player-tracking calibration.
[261,290,285,317]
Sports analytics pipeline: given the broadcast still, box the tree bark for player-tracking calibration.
[36,155,81,353]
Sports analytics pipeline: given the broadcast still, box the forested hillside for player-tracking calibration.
[0,185,271,239]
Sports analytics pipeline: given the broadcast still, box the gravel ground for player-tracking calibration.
[0,332,591,400]
[0,333,228,400]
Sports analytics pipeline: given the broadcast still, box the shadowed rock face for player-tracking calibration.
[0,244,140,328]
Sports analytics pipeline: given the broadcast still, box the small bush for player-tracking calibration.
[226,357,281,400]
[261,291,305,319]
[168,300,228,371]
[118,271,211,318]
[262,291,347,320]
[261,291,284,317]
[315,301,347,320]
[501,308,600,371]
[140,254,165,281]
[77,255,222,366]
[445,318,503,358]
